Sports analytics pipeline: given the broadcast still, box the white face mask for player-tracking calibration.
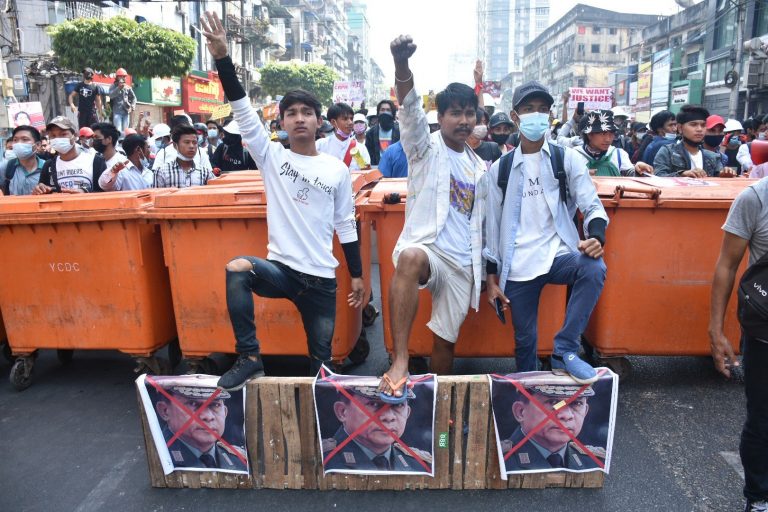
[50,137,74,154]
[472,125,488,139]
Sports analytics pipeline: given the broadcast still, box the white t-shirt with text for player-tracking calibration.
[55,150,97,191]
[508,153,570,281]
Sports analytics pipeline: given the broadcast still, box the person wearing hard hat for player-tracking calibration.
[78,126,96,154]
[150,122,172,160]
[108,68,137,135]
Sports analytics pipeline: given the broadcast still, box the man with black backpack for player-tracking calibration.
[709,177,768,512]
[484,81,608,384]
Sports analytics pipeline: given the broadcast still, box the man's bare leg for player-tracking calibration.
[430,335,455,375]
[380,248,430,396]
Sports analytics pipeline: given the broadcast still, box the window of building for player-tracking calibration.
[578,78,586,87]
[708,57,729,83]
[536,19,547,30]
[578,43,585,54]
[536,7,548,16]
[684,51,700,77]
[592,26,601,34]
[609,28,618,35]
[591,44,600,53]
[754,0,768,37]
[609,44,617,53]
[671,36,681,48]
[630,51,639,61]
[713,0,737,50]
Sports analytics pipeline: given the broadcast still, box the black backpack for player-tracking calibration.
[738,249,768,341]
[2,158,19,195]
[497,142,567,204]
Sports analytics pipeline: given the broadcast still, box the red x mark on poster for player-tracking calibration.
[491,370,608,470]
[319,367,432,472]
[145,375,248,467]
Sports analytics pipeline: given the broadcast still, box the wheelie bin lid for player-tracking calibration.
[148,184,267,220]
[351,169,383,194]
[0,189,164,224]
[357,178,407,212]
[210,170,262,186]
[593,177,757,208]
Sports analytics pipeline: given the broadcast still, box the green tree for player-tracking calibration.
[259,62,338,106]
[48,17,196,78]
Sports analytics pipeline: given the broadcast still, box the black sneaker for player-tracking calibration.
[217,355,265,391]
[746,500,768,512]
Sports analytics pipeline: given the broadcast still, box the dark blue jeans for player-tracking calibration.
[503,251,606,372]
[741,334,768,502]
[226,257,337,374]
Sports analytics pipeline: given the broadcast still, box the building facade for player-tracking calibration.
[477,0,550,86]
[522,4,659,114]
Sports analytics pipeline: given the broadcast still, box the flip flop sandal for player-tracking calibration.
[378,373,410,404]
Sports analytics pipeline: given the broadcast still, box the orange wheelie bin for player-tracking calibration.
[148,183,373,373]
[584,177,752,378]
[358,179,567,368]
[0,190,177,390]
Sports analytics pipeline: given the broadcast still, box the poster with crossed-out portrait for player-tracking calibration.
[136,374,249,475]
[489,369,618,478]
[313,365,436,476]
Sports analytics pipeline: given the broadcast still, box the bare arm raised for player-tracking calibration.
[391,35,416,105]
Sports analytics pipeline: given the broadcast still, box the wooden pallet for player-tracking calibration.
[138,376,605,490]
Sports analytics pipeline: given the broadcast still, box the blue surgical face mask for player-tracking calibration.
[664,132,677,140]
[12,142,35,160]
[759,133,767,141]
[277,130,288,140]
[515,112,550,142]
[4,149,16,160]
[139,150,150,169]
[197,134,205,145]
[207,129,218,138]
[155,139,165,150]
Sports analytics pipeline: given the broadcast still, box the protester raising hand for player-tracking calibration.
[200,11,228,60]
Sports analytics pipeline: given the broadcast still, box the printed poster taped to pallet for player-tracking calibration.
[313,365,436,476]
[489,369,618,478]
[136,374,249,476]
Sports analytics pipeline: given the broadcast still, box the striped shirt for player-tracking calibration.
[152,158,213,189]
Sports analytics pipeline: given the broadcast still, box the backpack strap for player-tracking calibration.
[497,148,516,205]
[497,143,568,204]
[548,142,567,203]
[3,158,17,194]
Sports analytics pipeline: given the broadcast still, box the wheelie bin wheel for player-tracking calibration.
[134,356,172,375]
[597,356,632,381]
[348,329,370,365]
[10,356,34,391]
[185,357,218,375]
[57,349,74,366]
[362,303,379,327]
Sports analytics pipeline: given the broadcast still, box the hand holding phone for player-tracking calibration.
[576,101,585,116]
[494,298,506,324]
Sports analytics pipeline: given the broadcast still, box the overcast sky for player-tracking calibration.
[365,0,685,92]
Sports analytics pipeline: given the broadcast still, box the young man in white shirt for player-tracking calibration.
[485,81,609,384]
[201,12,365,390]
[34,116,107,194]
[573,110,654,176]
[316,102,371,170]
[380,35,487,402]
[99,134,153,191]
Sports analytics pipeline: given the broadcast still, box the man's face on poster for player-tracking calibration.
[512,392,589,453]
[334,397,411,455]
[156,394,228,452]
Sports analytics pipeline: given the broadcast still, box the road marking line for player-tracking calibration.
[73,450,138,512]
[720,451,744,481]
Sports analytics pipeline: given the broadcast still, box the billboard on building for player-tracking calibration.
[651,49,671,108]
[637,61,651,100]
[629,81,638,106]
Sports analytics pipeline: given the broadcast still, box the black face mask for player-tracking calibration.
[223,132,241,145]
[491,133,509,145]
[378,114,394,131]
[84,73,93,80]
[703,135,722,148]
[92,139,107,153]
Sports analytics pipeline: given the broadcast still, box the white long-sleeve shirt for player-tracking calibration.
[737,143,754,172]
[316,134,371,170]
[229,96,357,278]
[98,160,152,190]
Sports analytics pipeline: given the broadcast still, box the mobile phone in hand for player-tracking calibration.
[576,102,585,116]
[494,298,506,324]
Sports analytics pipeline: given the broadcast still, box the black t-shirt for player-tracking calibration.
[473,141,502,164]
[75,82,99,113]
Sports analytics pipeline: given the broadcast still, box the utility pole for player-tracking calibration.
[728,0,745,119]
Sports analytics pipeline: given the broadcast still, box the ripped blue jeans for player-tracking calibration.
[226,257,337,373]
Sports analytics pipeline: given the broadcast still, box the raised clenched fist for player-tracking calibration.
[390,35,417,64]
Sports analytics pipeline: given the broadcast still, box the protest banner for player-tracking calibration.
[8,101,45,131]
[568,87,613,118]
[333,80,366,106]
